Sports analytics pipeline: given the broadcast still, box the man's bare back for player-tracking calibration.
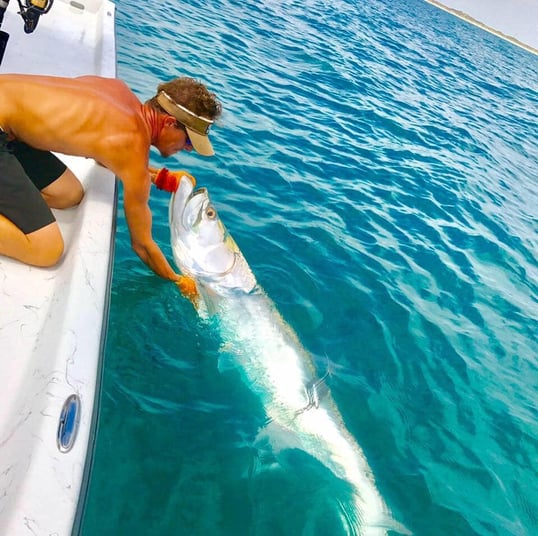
[0,74,221,284]
[0,75,148,172]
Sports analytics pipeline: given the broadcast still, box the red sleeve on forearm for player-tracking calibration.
[154,168,180,193]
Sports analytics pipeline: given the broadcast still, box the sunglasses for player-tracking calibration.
[176,122,193,149]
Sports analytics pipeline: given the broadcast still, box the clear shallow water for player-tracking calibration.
[82,0,538,534]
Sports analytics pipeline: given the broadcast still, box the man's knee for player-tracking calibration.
[38,237,64,267]
[27,223,64,267]
[41,169,85,209]
[64,179,84,207]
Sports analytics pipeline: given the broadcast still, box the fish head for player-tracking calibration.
[169,176,257,295]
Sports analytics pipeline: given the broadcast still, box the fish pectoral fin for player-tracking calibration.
[256,421,303,456]
[217,346,240,373]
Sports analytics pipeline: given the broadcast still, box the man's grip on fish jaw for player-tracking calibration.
[151,168,196,192]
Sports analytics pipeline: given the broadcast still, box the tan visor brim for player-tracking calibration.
[186,127,214,157]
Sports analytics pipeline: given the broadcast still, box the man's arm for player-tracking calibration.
[122,174,178,280]
[122,177,199,300]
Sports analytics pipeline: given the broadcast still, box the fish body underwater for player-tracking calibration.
[169,177,402,535]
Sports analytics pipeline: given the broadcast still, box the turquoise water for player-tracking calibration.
[81,0,538,534]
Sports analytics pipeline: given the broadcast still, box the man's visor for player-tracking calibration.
[157,90,215,156]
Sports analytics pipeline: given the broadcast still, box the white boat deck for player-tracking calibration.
[0,1,116,534]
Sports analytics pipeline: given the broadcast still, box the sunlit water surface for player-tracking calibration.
[82,1,538,534]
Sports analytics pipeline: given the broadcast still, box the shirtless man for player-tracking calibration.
[0,73,221,290]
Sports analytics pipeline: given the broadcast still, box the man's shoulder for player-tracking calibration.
[78,76,142,109]
[76,75,130,91]
[100,130,149,174]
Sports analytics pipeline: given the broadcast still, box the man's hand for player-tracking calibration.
[176,275,199,304]
[152,168,196,193]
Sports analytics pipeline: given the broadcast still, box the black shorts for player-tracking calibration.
[0,130,67,234]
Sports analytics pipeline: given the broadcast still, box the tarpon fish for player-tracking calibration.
[169,177,399,535]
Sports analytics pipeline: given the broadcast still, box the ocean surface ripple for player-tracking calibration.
[83,1,538,535]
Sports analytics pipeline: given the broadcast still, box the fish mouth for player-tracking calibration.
[187,186,208,207]
[170,178,208,229]
[181,187,210,231]
[189,186,208,200]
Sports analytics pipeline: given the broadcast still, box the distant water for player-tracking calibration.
[81,0,538,534]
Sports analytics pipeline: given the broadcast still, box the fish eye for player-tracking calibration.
[206,206,217,220]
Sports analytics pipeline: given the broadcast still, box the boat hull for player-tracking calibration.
[0,1,117,534]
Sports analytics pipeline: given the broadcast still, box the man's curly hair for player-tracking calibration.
[146,77,222,120]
